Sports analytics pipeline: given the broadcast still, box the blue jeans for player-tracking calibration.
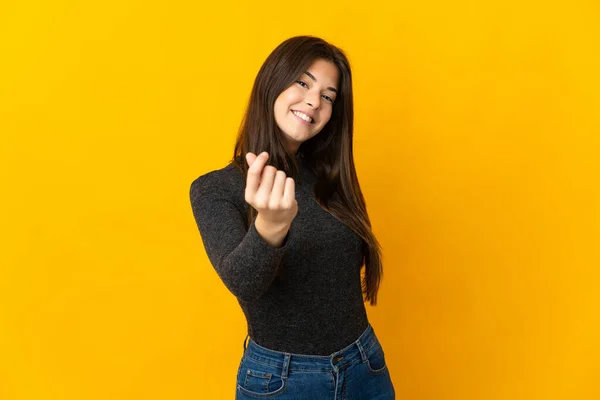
[235,323,396,399]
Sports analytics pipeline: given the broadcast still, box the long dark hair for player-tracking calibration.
[231,35,384,306]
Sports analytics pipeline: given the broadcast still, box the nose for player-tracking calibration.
[305,92,321,110]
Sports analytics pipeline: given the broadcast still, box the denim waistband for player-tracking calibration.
[242,323,379,373]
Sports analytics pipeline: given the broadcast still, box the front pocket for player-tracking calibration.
[237,358,287,398]
[365,344,388,375]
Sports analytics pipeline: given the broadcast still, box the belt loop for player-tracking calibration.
[281,353,291,379]
[243,334,249,352]
[356,338,368,363]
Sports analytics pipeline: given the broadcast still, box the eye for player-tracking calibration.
[296,80,334,103]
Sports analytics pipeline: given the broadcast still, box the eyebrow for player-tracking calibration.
[304,71,338,94]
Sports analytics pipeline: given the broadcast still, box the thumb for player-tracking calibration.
[245,152,257,167]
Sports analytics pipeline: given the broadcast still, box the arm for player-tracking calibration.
[255,214,291,248]
[189,172,291,302]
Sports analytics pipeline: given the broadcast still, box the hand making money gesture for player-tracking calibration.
[245,151,298,228]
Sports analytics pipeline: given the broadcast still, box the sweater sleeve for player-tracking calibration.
[189,171,291,302]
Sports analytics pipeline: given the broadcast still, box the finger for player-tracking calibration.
[246,152,256,167]
[269,170,287,207]
[245,152,269,196]
[282,177,295,207]
[256,165,277,204]
[250,151,267,168]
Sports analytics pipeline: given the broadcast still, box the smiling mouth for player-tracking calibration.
[291,110,314,124]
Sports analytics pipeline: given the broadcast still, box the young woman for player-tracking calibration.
[190,35,395,399]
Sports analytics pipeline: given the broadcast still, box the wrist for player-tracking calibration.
[255,214,290,232]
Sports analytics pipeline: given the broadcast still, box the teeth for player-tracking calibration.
[292,110,313,123]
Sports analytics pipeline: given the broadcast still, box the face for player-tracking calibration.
[273,59,340,155]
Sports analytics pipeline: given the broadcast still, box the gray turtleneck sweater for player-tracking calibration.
[189,155,369,355]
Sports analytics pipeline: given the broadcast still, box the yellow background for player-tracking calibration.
[1,0,599,399]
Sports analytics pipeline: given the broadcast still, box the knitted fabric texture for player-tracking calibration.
[189,155,369,355]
